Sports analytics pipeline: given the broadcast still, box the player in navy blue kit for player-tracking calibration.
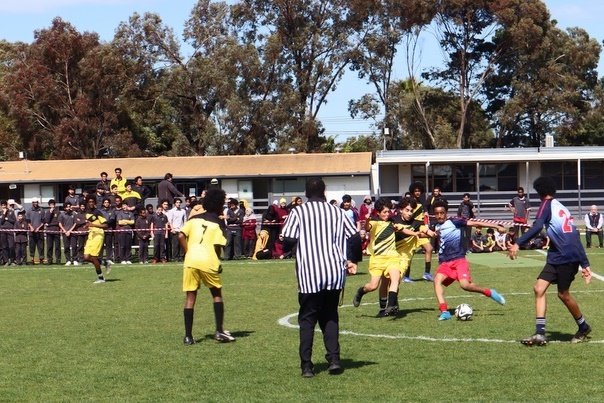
[432,201,506,320]
[508,176,592,346]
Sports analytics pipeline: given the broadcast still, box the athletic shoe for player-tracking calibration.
[489,289,506,305]
[104,259,112,275]
[65,261,72,266]
[422,272,434,282]
[301,367,314,378]
[121,261,127,265]
[570,325,592,344]
[384,305,399,316]
[352,287,363,307]
[521,333,547,346]
[376,309,387,318]
[214,330,236,343]
[152,259,158,264]
[327,361,343,375]
[403,276,414,283]
[73,261,80,266]
[126,261,132,265]
[183,336,196,346]
[107,259,114,265]
[438,311,452,321]
[93,278,106,284]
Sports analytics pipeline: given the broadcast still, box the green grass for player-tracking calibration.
[2,248,604,402]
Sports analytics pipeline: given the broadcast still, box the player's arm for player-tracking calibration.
[178,232,188,254]
[466,219,505,232]
[417,223,436,238]
[508,216,545,259]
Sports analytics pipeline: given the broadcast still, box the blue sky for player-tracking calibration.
[1,0,603,141]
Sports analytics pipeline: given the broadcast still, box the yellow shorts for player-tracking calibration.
[369,255,401,278]
[417,237,430,246]
[84,232,104,256]
[398,255,411,272]
[182,266,222,291]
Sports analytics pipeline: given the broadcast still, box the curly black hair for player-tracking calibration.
[202,188,226,215]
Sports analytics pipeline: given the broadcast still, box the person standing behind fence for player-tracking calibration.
[44,199,61,265]
[152,204,169,263]
[359,195,374,226]
[281,177,361,378]
[167,198,187,262]
[115,202,135,264]
[242,208,257,258]
[59,203,77,266]
[100,198,116,264]
[26,197,45,265]
[73,202,88,265]
[457,193,475,252]
[135,207,152,264]
[509,187,530,236]
[224,199,244,260]
[14,211,28,265]
[0,200,16,266]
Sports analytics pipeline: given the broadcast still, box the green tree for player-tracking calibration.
[388,79,492,149]
[1,18,139,159]
[232,0,363,152]
[348,0,436,149]
[485,1,601,147]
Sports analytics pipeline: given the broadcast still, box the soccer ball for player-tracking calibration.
[455,303,473,321]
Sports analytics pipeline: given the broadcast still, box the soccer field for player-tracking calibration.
[1,249,604,401]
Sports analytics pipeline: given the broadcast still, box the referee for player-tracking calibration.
[282,177,361,378]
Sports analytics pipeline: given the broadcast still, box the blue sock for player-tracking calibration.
[536,317,546,335]
[576,316,589,330]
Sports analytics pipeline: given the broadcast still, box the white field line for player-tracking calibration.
[277,290,604,343]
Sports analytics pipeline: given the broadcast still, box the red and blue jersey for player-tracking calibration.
[517,198,589,267]
[435,217,468,263]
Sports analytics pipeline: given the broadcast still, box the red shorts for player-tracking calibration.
[436,258,472,287]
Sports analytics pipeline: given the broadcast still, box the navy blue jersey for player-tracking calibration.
[517,198,589,268]
[435,217,468,263]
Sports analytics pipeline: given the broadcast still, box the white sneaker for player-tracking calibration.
[121,261,127,265]
[93,278,106,284]
[65,261,72,266]
[126,261,132,265]
[104,259,112,275]
[73,261,80,266]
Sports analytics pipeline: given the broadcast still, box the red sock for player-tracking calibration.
[483,289,492,297]
[439,303,448,312]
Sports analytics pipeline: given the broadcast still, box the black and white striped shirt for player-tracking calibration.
[281,198,358,294]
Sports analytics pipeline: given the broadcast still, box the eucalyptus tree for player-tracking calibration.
[1,18,133,159]
[485,1,601,147]
[347,0,436,149]
[232,0,366,152]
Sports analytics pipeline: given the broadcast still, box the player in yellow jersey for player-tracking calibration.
[407,182,434,282]
[376,197,435,316]
[353,198,413,316]
[83,196,111,284]
[179,188,235,345]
